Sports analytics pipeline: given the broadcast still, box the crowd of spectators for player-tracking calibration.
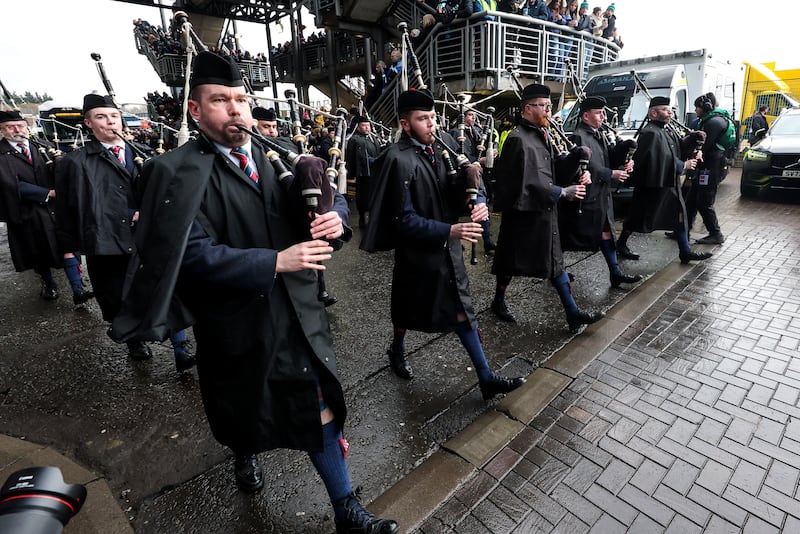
[413,1,622,47]
[145,91,182,126]
[133,18,181,56]
[133,18,267,62]
[272,30,366,78]
[498,1,623,47]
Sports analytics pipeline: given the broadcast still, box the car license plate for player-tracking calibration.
[782,170,800,177]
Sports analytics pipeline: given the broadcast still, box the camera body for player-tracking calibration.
[0,467,86,534]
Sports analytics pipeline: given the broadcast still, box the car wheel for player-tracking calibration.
[740,182,758,198]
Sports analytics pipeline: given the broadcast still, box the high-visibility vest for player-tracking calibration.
[475,0,497,11]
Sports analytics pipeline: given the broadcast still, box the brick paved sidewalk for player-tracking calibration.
[412,197,800,532]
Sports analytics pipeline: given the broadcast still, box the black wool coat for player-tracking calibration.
[0,138,61,271]
[360,132,477,332]
[492,119,564,279]
[561,122,629,251]
[54,139,141,256]
[111,135,349,454]
[624,121,687,233]
[345,131,382,178]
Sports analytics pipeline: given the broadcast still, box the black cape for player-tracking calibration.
[560,122,629,251]
[111,134,348,453]
[360,132,477,332]
[492,119,564,279]
[624,121,687,233]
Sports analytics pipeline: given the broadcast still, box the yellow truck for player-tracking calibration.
[739,61,800,144]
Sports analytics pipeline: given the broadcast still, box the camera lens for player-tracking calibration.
[0,466,87,534]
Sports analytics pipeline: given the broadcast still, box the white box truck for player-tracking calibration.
[563,49,743,135]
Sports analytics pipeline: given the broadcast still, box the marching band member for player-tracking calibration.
[54,94,193,370]
[110,51,397,534]
[252,105,296,152]
[361,88,525,400]
[490,83,604,332]
[345,116,382,229]
[0,110,92,304]
[564,96,641,289]
[615,97,712,265]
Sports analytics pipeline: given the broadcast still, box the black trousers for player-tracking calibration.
[355,175,372,218]
[86,254,131,322]
[685,163,721,235]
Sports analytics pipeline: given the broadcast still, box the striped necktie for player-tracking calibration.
[111,145,125,165]
[231,147,259,184]
[17,143,31,163]
[424,145,436,167]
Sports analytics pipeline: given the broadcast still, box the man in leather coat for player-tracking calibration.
[615,96,712,265]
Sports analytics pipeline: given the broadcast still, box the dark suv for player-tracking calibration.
[741,107,800,198]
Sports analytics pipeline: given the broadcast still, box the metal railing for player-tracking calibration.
[340,75,366,98]
[134,32,270,89]
[436,11,620,89]
[367,10,620,125]
[389,0,436,31]
[273,33,369,81]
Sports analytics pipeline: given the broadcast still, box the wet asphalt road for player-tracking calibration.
[0,176,693,532]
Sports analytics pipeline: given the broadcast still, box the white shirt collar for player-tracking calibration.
[216,140,259,176]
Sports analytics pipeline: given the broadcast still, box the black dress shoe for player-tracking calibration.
[616,244,640,261]
[610,272,643,288]
[128,342,153,361]
[679,250,713,264]
[479,375,526,401]
[234,454,264,493]
[664,231,677,240]
[319,290,338,307]
[491,298,516,322]
[72,289,94,305]
[174,343,196,373]
[695,233,725,245]
[335,490,399,534]
[40,284,58,301]
[387,349,413,380]
[567,310,605,333]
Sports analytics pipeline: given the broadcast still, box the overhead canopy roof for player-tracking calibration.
[112,0,304,25]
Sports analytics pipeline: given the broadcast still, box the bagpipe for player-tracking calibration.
[505,65,591,169]
[431,128,482,263]
[27,135,62,168]
[245,90,351,195]
[235,121,341,306]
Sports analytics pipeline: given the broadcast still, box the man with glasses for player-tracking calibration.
[0,110,93,304]
[491,84,604,332]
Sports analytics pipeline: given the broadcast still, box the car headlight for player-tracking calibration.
[744,149,770,162]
